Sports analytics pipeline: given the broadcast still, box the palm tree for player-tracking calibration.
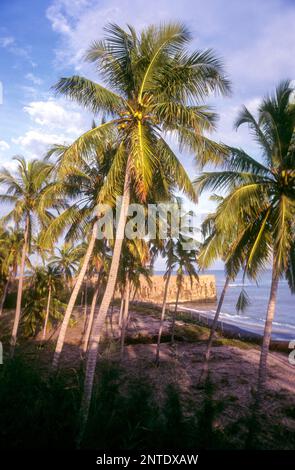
[41,265,63,341]
[0,157,59,354]
[82,239,110,354]
[22,265,65,338]
[195,80,295,403]
[155,233,198,362]
[46,129,120,369]
[155,237,176,364]
[49,243,82,285]
[197,207,244,382]
[171,237,199,343]
[117,238,151,359]
[0,227,24,316]
[54,22,230,434]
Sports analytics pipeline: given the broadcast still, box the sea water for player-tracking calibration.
[186,270,295,341]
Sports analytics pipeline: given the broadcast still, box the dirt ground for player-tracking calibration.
[1,305,295,448]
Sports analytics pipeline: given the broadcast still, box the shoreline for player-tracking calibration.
[173,304,293,352]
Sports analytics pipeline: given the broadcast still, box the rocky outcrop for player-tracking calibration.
[131,274,216,303]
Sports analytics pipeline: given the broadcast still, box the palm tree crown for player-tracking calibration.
[54,22,230,202]
[196,80,295,282]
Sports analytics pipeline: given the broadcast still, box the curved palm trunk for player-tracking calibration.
[52,220,98,370]
[10,215,29,356]
[82,279,100,354]
[171,282,181,344]
[78,168,130,442]
[120,275,130,360]
[0,277,10,317]
[256,264,279,405]
[155,269,172,365]
[199,275,230,383]
[42,285,52,341]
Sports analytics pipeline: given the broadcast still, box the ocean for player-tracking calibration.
[185,270,295,341]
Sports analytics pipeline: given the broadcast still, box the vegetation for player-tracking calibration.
[0,357,293,450]
[0,22,294,450]
[196,80,295,404]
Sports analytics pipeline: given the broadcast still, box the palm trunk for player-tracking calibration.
[83,278,88,334]
[171,282,181,344]
[120,275,130,360]
[78,165,130,441]
[155,269,172,365]
[52,219,98,370]
[42,285,52,341]
[118,294,124,328]
[199,275,230,383]
[0,277,10,317]
[10,215,29,356]
[256,262,279,404]
[82,279,100,354]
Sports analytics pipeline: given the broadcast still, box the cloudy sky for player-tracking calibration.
[0,0,295,241]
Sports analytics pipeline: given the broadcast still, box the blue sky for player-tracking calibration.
[0,0,295,268]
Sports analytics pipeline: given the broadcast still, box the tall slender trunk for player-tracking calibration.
[132,286,138,302]
[83,278,88,334]
[0,276,10,317]
[42,284,52,341]
[52,219,98,370]
[171,282,181,344]
[82,279,100,354]
[10,215,29,356]
[109,292,116,337]
[256,261,279,405]
[155,269,172,365]
[118,294,124,328]
[78,165,130,442]
[120,275,130,360]
[199,275,230,383]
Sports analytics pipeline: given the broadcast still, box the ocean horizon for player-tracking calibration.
[155,269,295,341]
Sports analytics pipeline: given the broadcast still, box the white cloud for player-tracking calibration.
[0,34,36,66]
[0,143,12,172]
[25,73,43,86]
[12,129,71,158]
[23,99,87,135]
[46,0,179,69]
[0,140,10,151]
[46,0,295,97]
[0,36,15,48]
[0,158,18,172]
[12,98,91,158]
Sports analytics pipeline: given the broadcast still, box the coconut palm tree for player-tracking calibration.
[22,265,64,338]
[195,80,295,404]
[0,227,25,316]
[197,207,248,382]
[82,239,110,354]
[54,22,230,434]
[0,157,60,354]
[41,265,63,341]
[155,232,198,362]
[46,126,121,369]
[49,243,82,285]
[171,237,199,344]
[117,238,152,359]
[155,237,176,364]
